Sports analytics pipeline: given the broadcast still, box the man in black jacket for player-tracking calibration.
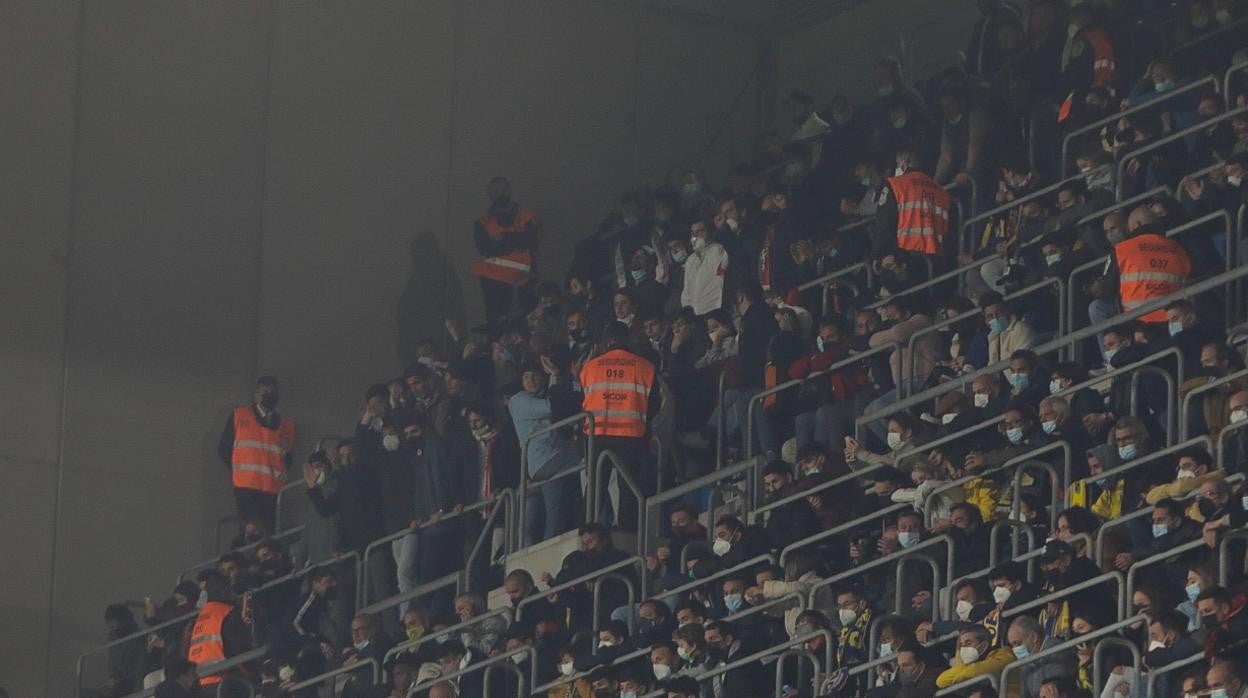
[760,461,821,551]
[735,283,780,455]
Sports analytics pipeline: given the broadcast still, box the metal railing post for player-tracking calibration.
[1117,108,1248,199]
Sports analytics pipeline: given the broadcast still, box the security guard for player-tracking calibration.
[217,376,295,532]
[577,321,660,530]
[871,147,952,259]
[186,573,249,688]
[471,176,541,325]
[1094,205,1191,324]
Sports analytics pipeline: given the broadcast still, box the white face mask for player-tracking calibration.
[712,538,732,556]
[973,392,990,408]
[959,645,981,665]
[941,412,958,425]
[955,599,974,621]
[839,608,859,626]
[691,236,707,251]
[1231,409,1248,424]
[560,661,575,676]
[992,585,1012,604]
[1147,639,1166,652]
[886,432,904,450]
[382,434,400,452]
[653,663,672,680]
[1228,175,1243,187]
[894,166,907,177]
[1176,468,1197,480]
[510,649,528,665]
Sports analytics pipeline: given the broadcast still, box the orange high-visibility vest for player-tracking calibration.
[231,406,295,495]
[887,171,951,256]
[187,601,233,685]
[579,348,656,438]
[470,209,536,286]
[1082,28,1117,87]
[1114,233,1191,323]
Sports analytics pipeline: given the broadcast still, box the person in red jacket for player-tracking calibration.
[791,316,868,452]
[1196,586,1248,659]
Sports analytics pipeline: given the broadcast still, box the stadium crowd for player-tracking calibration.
[81,1,1248,697]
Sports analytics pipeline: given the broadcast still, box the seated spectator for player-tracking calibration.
[341,612,393,680]
[435,639,482,698]
[704,620,766,698]
[650,640,683,681]
[1004,351,1049,406]
[672,623,716,676]
[1037,396,1090,459]
[983,296,1034,367]
[453,593,505,655]
[758,462,821,550]
[1008,615,1075,698]
[935,626,1014,689]
[890,461,960,520]
[1181,342,1248,438]
[1121,498,1202,572]
[890,640,942,698]
[1196,587,1248,659]
[1143,609,1203,697]
[711,514,769,568]
[844,413,930,471]
[637,599,678,647]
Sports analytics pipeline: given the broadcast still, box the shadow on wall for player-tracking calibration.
[398,230,464,366]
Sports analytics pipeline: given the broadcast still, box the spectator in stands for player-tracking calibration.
[935,86,993,195]
[1197,587,1248,658]
[99,604,143,698]
[983,296,1034,367]
[1038,396,1091,459]
[152,656,197,698]
[864,295,941,413]
[1205,659,1248,698]
[681,218,730,317]
[340,612,392,687]
[1167,300,1228,370]
[1182,343,1248,438]
[435,639,482,698]
[1147,446,1224,510]
[217,376,293,532]
[1009,615,1076,698]
[1144,609,1202,696]
[303,439,385,562]
[271,566,341,661]
[1119,498,1201,574]
[638,599,677,647]
[936,625,1014,688]
[970,373,1010,420]
[452,593,504,655]
[673,623,716,676]
[511,359,580,543]
[650,640,682,681]
[889,640,941,698]
[712,514,769,568]
[1048,361,1108,420]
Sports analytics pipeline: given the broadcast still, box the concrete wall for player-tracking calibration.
[0,1,762,695]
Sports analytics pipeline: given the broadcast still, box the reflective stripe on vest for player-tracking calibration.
[188,602,233,685]
[231,406,294,495]
[887,171,951,256]
[1114,234,1190,323]
[579,348,656,438]
[470,209,536,286]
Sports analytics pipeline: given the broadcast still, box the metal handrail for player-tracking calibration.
[935,671,999,697]
[654,554,776,602]
[517,410,594,547]
[515,556,644,625]
[643,455,761,555]
[778,502,910,567]
[410,645,528,696]
[1001,570,1126,621]
[1067,436,1213,508]
[1076,187,1173,229]
[1061,75,1220,175]
[1218,528,1248,585]
[903,276,1065,394]
[531,646,653,695]
[75,609,200,697]
[716,370,728,468]
[690,630,835,694]
[593,449,645,546]
[461,491,513,594]
[360,494,500,604]
[946,531,1093,618]
[359,571,460,618]
[1117,107,1248,199]
[1132,364,1179,445]
[1000,615,1150,698]
[274,478,306,533]
[179,524,306,583]
[380,606,513,668]
[894,553,942,614]
[857,260,1248,437]
[201,646,267,694]
[282,657,380,693]
[745,341,900,458]
[1092,636,1142,698]
[797,261,867,292]
[923,441,1071,528]
[1217,419,1248,472]
[990,519,1038,568]
[772,648,822,698]
[1181,367,1248,441]
[1226,61,1248,102]
[865,257,999,311]
[805,536,953,611]
[1146,650,1207,698]
[1009,461,1061,529]
[959,165,1113,255]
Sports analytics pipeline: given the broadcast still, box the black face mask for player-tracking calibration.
[1198,499,1222,519]
[571,328,591,343]
[492,195,511,209]
[260,393,279,410]
[1201,613,1219,628]
[322,587,338,601]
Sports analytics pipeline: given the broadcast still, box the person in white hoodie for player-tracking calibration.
[680,219,730,317]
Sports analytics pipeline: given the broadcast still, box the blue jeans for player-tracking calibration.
[524,474,578,545]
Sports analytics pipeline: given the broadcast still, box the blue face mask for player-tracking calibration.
[1042,420,1058,435]
[1050,379,1064,395]
[1006,427,1025,445]
[723,594,744,612]
[816,336,826,352]
[1186,582,1201,601]
[898,531,920,548]
[1155,80,1176,93]
[1169,321,1183,337]
[630,269,647,282]
[1012,644,1031,660]
[1045,253,1063,267]
[1152,523,1169,538]
[879,642,894,657]
[1010,372,1030,391]
[621,692,638,698]
[1119,444,1138,461]
[989,317,1008,334]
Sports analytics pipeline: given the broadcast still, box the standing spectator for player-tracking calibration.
[217,376,294,532]
[578,322,660,530]
[270,567,340,662]
[965,0,1023,77]
[470,176,540,326]
[98,604,144,698]
[516,356,582,541]
[681,218,731,317]
[302,440,385,561]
